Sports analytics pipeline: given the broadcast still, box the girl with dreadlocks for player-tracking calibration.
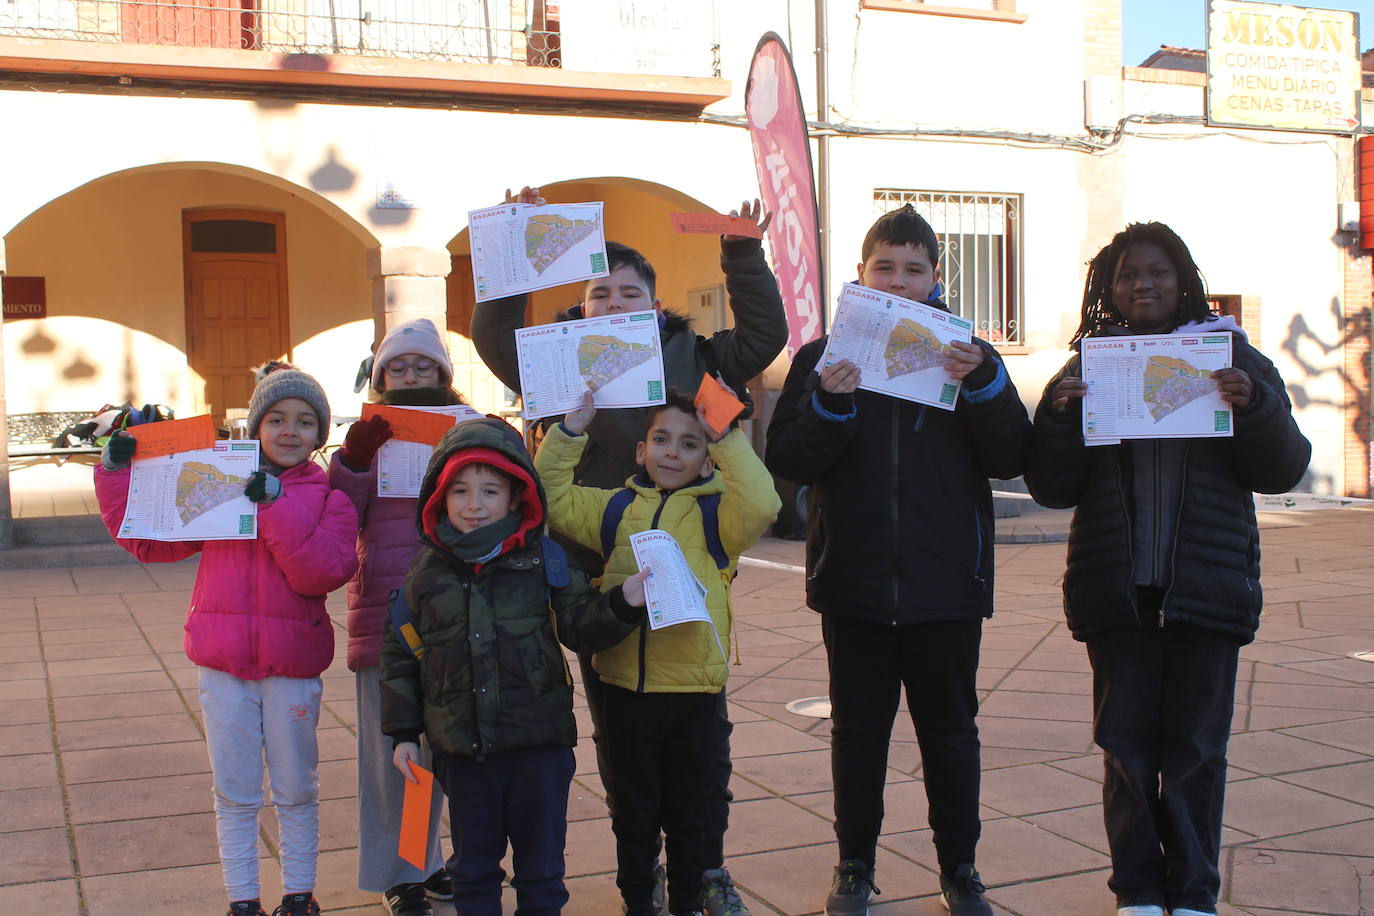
[1024,222,1310,916]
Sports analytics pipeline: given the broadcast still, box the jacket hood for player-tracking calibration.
[416,417,545,549]
[555,305,692,335]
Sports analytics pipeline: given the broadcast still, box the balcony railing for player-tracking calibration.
[0,0,563,66]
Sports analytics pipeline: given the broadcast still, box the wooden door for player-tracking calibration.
[122,0,244,48]
[184,211,288,423]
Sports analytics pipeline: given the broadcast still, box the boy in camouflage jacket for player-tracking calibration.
[380,417,649,914]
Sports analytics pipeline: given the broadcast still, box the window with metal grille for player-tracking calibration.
[873,189,1024,346]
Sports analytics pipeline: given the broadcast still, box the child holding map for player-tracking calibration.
[1023,222,1311,916]
[93,364,359,916]
[765,205,1029,916]
[328,317,465,915]
[534,389,779,916]
[379,416,649,915]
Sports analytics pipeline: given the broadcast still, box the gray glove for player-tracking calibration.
[244,470,282,504]
[101,433,137,471]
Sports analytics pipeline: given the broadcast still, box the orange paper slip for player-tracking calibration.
[398,761,435,870]
[128,414,216,458]
[362,403,457,446]
[669,213,764,239]
[694,373,745,438]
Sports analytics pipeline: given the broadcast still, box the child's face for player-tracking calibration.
[583,265,662,318]
[382,351,441,389]
[857,242,941,302]
[445,464,518,534]
[1112,241,1180,334]
[259,398,319,468]
[636,407,713,491]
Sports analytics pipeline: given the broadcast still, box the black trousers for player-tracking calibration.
[601,685,724,915]
[1086,619,1240,913]
[578,651,733,867]
[823,614,983,875]
[432,746,575,916]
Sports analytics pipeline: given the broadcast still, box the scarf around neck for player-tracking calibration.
[435,510,525,564]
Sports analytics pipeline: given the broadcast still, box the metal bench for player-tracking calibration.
[5,411,103,464]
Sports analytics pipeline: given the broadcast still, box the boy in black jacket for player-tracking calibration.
[766,206,1030,916]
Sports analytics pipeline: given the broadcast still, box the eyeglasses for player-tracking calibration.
[384,358,439,379]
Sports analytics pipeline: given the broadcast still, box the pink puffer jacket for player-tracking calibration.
[328,453,423,671]
[94,460,358,680]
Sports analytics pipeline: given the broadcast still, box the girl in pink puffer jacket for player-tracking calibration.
[94,365,357,916]
[328,317,466,914]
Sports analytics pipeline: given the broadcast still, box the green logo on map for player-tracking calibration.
[230,442,255,450]
[239,515,254,534]
[1203,335,1228,343]
[1214,411,1230,432]
[647,380,663,400]
[591,252,606,272]
[939,383,957,405]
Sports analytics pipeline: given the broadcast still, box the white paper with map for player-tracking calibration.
[819,282,974,411]
[469,201,608,303]
[376,404,485,499]
[629,529,725,661]
[515,312,666,421]
[117,441,260,541]
[1081,333,1233,442]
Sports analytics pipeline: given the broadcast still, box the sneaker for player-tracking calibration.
[824,860,879,916]
[271,893,321,916]
[1116,908,1165,916]
[1169,909,1213,916]
[423,868,454,901]
[383,882,433,916]
[227,902,268,916]
[702,866,751,916]
[652,861,668,916]
[939,864,992,916]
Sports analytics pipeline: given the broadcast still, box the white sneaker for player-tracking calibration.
[1170,910,1214,916]
[1116,908,1164,916]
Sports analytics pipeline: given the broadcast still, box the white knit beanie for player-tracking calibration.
[371,318,453,390]
[247,364,332,447]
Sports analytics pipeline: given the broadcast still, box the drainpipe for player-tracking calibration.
[0,240,13,551]
[814,0,831,328]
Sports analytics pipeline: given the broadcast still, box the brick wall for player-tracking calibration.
[1083,0,1122,78]
[1342,243,1373,496]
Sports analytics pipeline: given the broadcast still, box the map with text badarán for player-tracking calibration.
[1144,356,1215,422]
[578,335,655,391]
[177,462,247,526]
[884,318,945,379]
[525,214,599,275]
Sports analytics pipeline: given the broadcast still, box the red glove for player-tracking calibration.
[340,414,393,471]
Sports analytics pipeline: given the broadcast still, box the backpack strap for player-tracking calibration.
[599,488,637,561]
[698,491,729,571]
[388,588,426,659]
[540,536,570,589]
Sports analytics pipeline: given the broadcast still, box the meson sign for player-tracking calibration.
[1206,0,1361,133]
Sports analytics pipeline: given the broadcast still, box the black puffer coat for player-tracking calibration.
[1024,337,1310,643]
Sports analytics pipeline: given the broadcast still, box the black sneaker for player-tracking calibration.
[271,893,321,916]
[383,882,433,916]
[702,866,751,916]
[227,902,268,916]
[939,864,993,916]
[824,860,879,916]
[423,868,454,901]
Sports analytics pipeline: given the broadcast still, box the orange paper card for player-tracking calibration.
[129,414,215,458]
[694,373,745,438]
[398,760,435,869]
[362,403,456,446]
[669,213,764,239]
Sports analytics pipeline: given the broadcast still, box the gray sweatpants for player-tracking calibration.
[199,668,322,902]
[356,665,447,892]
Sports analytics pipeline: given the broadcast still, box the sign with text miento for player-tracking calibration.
[2,276,46,321]
[1206,1,1361,133]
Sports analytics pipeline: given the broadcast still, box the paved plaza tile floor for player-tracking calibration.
[2,510,1373,914]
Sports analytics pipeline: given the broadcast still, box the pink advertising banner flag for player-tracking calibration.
[746,33,825,357]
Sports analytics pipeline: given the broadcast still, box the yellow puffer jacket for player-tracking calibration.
[535,425,780,693]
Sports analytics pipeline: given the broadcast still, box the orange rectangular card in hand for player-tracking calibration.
[669,213,764,239]
[361,404,456,446]
[694,373,746,439]
[129,414,216,459]
[398,760,435,869]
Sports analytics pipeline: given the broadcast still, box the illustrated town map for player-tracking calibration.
[578,335,657,391]
[526,213,601,275]
[1143,356,1217,423]
[884,319,946,379]
[176,462,250,526]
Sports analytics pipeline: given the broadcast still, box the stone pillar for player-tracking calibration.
[0,238,13,549]
[367,246,452,345]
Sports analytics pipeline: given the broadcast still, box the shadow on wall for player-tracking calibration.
[1280,295,1367,495]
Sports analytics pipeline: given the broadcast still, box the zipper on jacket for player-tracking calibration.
[972,511,986,591]
[1115,459,1137,622]
[636,490,673,693]
[1158,444,1190,628]
[889,401,901,621]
